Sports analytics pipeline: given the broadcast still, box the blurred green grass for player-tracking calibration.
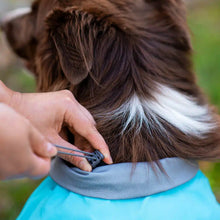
[188,0,220,200]
[0,179,41,220]
[0,68,36,93]
[189,1,220,107]
[0,1,220,219]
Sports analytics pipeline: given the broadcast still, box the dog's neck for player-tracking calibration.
[72,74,219,163]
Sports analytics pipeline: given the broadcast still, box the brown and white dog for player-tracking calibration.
[2,0,220,165]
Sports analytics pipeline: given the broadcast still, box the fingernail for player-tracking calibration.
[47,143,57,157]
[79,160,92,172]
[109,156,113,164]
[104,153,113,164]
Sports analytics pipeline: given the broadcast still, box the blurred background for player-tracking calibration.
[0,0,220,219]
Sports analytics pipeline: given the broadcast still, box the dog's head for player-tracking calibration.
[2,0,192,91]
[2,0,220,163]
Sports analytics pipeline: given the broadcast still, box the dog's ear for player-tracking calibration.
[46,9,96,85]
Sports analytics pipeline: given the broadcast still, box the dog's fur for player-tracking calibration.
[2,0,220,164]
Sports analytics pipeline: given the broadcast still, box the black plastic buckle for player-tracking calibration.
[54,145,104,169]
[86,150,105,169]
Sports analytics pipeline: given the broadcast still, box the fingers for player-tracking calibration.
[77,104,96,125]
[26,125,57,179]
[61,91,111,160]
[64,103,113,164]
[53,135,92,172]
[86,130,113,164]
[73,126,113,164]
[29,125,57,158]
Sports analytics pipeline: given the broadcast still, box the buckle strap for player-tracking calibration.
[54,144,104,169]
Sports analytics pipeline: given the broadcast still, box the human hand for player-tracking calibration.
[0,81,112,171]
[0,103,57,180]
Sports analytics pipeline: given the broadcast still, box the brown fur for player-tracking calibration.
[2,0,220,164]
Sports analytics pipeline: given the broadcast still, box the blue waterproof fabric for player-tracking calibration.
[17,171,220,220]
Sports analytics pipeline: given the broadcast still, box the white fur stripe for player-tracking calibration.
[146,85,215,135]
[102,84,216,136]
[2,7,31,23]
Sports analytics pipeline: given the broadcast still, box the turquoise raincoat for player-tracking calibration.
[17,158,220,220]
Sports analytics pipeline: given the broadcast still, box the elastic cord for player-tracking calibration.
[54,144,104,169]
[55,145,94,156]
[55,145,95,160]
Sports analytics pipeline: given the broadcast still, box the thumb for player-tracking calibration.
[29,125,57,158]
[28,156,51,179]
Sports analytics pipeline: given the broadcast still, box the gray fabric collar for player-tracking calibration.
[49,157,199,200]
